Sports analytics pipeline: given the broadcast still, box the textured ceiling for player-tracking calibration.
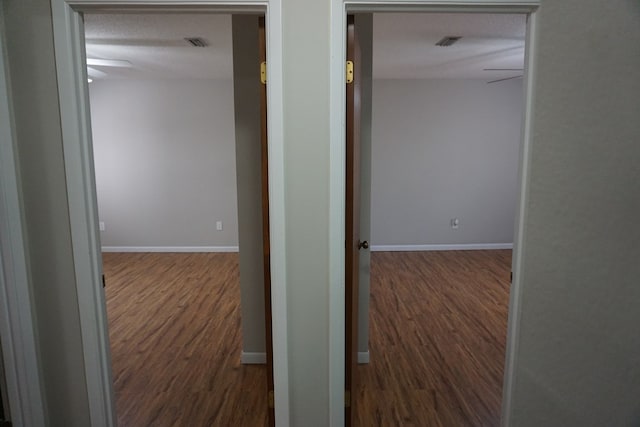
[84,13,233,80]
[83,12,526,81]
[373,13,526,80]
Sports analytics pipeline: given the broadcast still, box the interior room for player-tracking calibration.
[86,10,525,426]
[85,13,271,425]
[350,12,526,425]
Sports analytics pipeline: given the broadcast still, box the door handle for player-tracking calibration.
[358,240,369,250]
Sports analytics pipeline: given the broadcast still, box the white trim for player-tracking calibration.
[263,3,290,424]
[330,1,539,425]
[240,352,267,364]
[501,10,537,426]
[370,243,513,252]
[357,351,370,364]
[50,1,288,426]
[346,1,538,12]
[0,8,47,426]
[50,6,116,425]
[101,246,239,253]
[328,2,347,425]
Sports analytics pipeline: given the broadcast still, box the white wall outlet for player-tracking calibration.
[216,221,223,231]
[450,218,460,229]
[99,221,105,232]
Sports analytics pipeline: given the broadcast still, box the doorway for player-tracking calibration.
[344,9,535,426]
[83,12,274,425]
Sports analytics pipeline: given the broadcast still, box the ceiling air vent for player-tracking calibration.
[184,37,208,47]
[435,36,462,47]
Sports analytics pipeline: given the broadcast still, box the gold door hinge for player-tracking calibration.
[346,61,354,84]
[268,390,274,408]
[260,61,267,84]
[344,390,351,408]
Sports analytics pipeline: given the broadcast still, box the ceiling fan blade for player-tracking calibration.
[87,67,108,78]
[487,75,523,84]
[86,58,132,68]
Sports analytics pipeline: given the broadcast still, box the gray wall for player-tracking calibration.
[89,69,522,252]
[506,1,640,425]
[371,78,523,246]
[89,79,239,249]
[232,15,266,357]
[3,0,90,424]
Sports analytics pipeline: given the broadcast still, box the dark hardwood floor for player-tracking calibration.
[355,250,512,427]
[103,252,268,427]
[103,250,510,426]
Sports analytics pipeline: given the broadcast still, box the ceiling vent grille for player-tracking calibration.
[184,37,208,47]
[435,36,462,47]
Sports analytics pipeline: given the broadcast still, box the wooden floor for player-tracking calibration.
[103,252,268,427]
[355,250,511,427]
[103,250,510,426]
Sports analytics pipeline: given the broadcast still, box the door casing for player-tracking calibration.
[48,1,289,426]
[329,1,539,425]
[0,5,47,425]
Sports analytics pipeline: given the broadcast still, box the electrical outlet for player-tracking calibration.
[99,221,105,232]
[216,221,223,231]
[450,218,459,229]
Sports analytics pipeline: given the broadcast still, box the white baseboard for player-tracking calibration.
[241,351,362,365]
[241,351,267,365]
[101,246,239,253]
[370,243,513,252]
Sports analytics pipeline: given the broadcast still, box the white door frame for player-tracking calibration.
[328,1,539,425]
[0,6,47,426]
[49,1,288,426]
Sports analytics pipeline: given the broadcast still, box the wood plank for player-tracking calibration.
[104,250,509,426]
[355,250,511,427]
[103,252,268,427]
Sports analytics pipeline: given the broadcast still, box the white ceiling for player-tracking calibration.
[84,13,233,80]
[83,13,526,81]
[373,13,526,79]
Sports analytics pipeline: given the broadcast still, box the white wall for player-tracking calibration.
[371,78,523,247]
[89,79,239,250]
[89,78,522,252]
[282,1,331,422]
[505,2,640,425]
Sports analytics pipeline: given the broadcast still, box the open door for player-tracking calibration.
[345,14,363,427]
[258,16,276,427]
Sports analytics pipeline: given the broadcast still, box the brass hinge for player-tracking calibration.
[346,61,354,84]
[260,61,267,84]
[344,390,351,408]
[268,390,274,408]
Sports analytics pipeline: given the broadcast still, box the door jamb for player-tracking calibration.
[49,1,288,426]
[329,1,539,424]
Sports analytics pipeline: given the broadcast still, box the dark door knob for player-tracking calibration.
[358,240,369,250]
